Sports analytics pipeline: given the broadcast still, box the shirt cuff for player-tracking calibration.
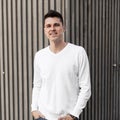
[70,109,83,118]
[31,104,38,112]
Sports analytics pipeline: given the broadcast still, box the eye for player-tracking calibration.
[45,24,51,28]
[54,23,60,27]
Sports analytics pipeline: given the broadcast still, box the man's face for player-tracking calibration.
[44,17,65,43]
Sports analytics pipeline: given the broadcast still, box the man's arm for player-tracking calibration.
[70,48,91,118]
[31,54,44,118]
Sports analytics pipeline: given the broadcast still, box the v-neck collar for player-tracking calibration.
[48,43,69,56]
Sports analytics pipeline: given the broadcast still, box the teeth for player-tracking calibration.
[50,32,57,35]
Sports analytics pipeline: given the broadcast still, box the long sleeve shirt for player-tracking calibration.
[31,43,91,120]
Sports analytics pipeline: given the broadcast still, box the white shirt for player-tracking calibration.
[31,43,91,120]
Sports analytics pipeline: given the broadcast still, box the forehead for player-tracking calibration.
[44,17,62,25]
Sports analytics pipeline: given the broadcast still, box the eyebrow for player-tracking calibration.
[45,23,61,27]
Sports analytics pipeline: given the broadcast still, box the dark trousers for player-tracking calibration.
[35,117,79,120]
[35,118,47,120]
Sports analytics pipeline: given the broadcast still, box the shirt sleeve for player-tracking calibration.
[70,47,91,118]
[31,53,42,111]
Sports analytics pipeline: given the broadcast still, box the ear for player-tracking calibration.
[44,27,47,32]
[44,27,48,36]
[63,25,66,32]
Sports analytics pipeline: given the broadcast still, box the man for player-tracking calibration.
[31,10,91,120]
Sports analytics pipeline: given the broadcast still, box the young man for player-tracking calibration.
[31,10,91,120]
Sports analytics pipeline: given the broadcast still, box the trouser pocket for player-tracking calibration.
[35,117,47,120]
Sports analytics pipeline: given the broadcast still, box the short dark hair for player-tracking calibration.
[44,10,63,25]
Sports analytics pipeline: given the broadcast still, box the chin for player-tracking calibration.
[50,38,58,41]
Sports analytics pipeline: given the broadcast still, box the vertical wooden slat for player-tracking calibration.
[107,0,110,118]
[108,0,112,119]
[105,0,109,119]
[111,0,115,119]
[56,0,61,12]
[17,0,23,119]
[38,0,44,49]
[12,0,18,120]
[98,1,102,120]
[32,0,38,54]
[112,0,117,119]
[117,0,120,119]
[8,0,14,119]
[0,0,4,120]
[3,0,9,119]
[50,0,56,10]
[118,0,120,119]
[75,0,80,45]
[83,1,88,120]
[44,0,50,47]
[71,0,76,44]
[22,0,28,120]
[107,0,112,119]
[87,0,92,119]
[83,0,88,50]
[101,0,105,119]
[91,0,95,120]
[27,0,33,120]
[115,1,119,120]
[80,0,84,46]
[65,0,71,43]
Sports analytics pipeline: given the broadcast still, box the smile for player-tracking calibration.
[49,32,57,36]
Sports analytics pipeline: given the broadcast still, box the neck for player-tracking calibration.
[49,40,67,53]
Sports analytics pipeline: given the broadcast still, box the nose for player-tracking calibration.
[50,25,56,30]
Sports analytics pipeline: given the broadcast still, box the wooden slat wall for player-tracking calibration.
[0,0,120,120]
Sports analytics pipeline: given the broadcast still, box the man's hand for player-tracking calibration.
[32,110,45,119]
[58,114,74,120]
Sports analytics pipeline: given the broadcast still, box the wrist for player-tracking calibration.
[67,114,78,120]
